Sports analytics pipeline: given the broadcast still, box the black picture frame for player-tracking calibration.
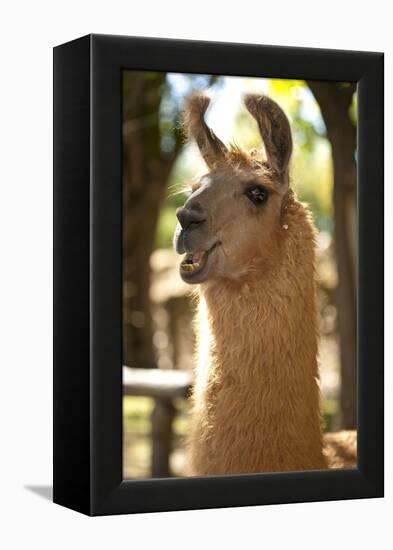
[53,34,384,516]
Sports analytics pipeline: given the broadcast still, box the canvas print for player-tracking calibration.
[122,71,357,479]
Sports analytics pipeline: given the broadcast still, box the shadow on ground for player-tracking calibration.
[24,485,52,501]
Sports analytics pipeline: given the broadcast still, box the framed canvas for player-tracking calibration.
[53,34,384,516]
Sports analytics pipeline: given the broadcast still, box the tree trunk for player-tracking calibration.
[307,81,357,429]
[122,72,180,369]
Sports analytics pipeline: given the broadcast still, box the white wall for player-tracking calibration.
[0,1,391,547]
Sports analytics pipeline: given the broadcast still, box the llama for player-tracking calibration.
[173,92,356,475]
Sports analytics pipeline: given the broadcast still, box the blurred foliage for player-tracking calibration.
[155,158,193,249]
[123,395,189,479]
[123,395,153,432]
[322,397,339,432]
[349,90,358,126]
[292,144,334,233]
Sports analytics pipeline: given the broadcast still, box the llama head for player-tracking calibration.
[173,92,293,284]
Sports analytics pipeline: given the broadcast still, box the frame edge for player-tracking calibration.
[53,34,92,516]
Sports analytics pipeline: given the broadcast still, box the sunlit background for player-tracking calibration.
[122,71,357,479]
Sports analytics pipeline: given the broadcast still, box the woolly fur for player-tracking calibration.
[187,195,327,474]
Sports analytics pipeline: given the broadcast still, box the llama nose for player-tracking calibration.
[176,205,206,231]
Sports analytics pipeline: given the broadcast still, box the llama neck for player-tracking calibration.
[189,199,326,474]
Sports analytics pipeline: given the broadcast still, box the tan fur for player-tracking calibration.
[187,193,327,474]
[175,92,355,475]
[323,430,357,468]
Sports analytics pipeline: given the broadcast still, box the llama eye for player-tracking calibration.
[245,186,268,206]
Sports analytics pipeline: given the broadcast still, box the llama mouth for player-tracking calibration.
[180,242,220,282]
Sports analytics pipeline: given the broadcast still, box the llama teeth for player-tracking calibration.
[181,262,200,271]
[181,250,205,272]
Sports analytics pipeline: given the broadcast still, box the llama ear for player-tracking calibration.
[244,94,293,184]
[182,93,228,169]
